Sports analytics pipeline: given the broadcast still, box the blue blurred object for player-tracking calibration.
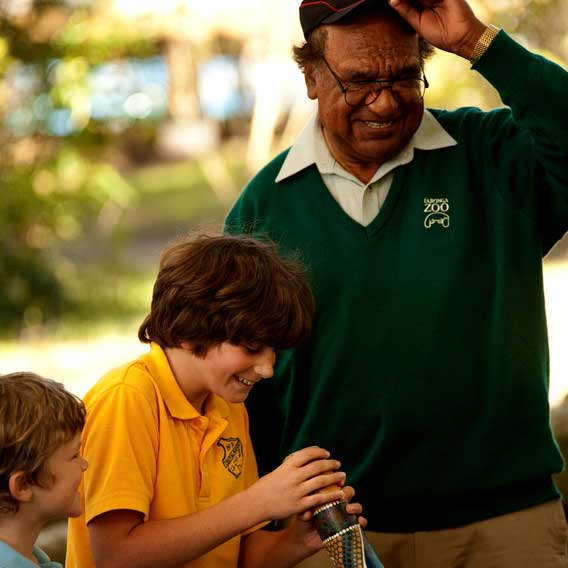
[197,54,252,120]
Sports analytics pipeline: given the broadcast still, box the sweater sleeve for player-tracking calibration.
[473,31,568,251]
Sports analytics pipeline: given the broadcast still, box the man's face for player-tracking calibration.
[306,12,424,181]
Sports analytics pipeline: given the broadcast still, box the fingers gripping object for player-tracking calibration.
[313,487,384,568]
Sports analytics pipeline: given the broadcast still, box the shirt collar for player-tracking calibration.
[0,541,60,567]
[275,109,456,183]
[143,343,230,421]
[33,547,60,567]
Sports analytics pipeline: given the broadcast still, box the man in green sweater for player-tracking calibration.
[225,0,568,565]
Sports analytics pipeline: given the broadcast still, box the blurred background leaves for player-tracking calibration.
[1,0,567,342]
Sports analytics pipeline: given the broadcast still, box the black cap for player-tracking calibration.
[299,0,370,39]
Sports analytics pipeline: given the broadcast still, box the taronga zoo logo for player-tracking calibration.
[424,197,450,229]
[217,437,243,479]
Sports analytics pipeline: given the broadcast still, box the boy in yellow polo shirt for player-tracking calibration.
[66,234,362,568]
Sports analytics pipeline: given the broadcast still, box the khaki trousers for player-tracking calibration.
[296,500,568,568]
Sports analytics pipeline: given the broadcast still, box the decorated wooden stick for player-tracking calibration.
[313,486,384,568]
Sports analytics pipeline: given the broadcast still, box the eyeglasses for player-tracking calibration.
[321,56,429,107]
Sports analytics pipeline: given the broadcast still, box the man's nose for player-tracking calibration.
[367,86,399,113]
[254,348,275,378]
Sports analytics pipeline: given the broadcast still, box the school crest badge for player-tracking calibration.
[217,437,243,479]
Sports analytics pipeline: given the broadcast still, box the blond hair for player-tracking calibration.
[0,372,85,514]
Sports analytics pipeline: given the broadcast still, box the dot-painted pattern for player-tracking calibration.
[324,524,366,568]
[314,501,383,567]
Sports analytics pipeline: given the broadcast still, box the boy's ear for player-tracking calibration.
[8,471,34,503]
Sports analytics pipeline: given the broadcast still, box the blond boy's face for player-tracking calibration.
[33,432,87,521]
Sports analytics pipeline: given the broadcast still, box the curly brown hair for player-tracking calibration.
[0,372,85,514]
[138,233,315,356]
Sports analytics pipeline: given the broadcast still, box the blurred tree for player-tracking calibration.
[0,0,155,331]
[0,0,567,334]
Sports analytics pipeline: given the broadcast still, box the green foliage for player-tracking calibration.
[0,144,136,330]
[0,0,162,332]
[54,9,157,62]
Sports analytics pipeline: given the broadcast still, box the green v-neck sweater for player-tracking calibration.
[225,32,568,531]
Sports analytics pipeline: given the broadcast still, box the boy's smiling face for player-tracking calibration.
[174,342,276,413]
[33,432,88,521]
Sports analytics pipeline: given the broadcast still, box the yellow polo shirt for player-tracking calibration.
[66,343,260,568]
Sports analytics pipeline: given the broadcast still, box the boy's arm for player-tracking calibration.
[88,493,265,568]
[88,447,346,568]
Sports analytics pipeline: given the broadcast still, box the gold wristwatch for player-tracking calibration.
[470,24,500,64]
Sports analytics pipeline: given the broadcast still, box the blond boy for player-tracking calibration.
[0,372,87,567]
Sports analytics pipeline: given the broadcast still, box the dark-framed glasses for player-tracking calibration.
[321,56,428,107]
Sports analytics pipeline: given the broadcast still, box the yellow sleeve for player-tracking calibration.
[83,380,159,524]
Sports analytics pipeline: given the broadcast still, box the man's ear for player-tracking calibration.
[305,63,319,100]
[8,471,34,503]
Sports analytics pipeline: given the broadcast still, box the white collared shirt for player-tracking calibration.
[276,109,457,226]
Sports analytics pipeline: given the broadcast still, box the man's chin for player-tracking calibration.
[355,141,404,163]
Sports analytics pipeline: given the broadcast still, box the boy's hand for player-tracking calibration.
[293,485,367,554]
[249,446,346,521]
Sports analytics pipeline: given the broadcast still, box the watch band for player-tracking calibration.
[470,24,500,64]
